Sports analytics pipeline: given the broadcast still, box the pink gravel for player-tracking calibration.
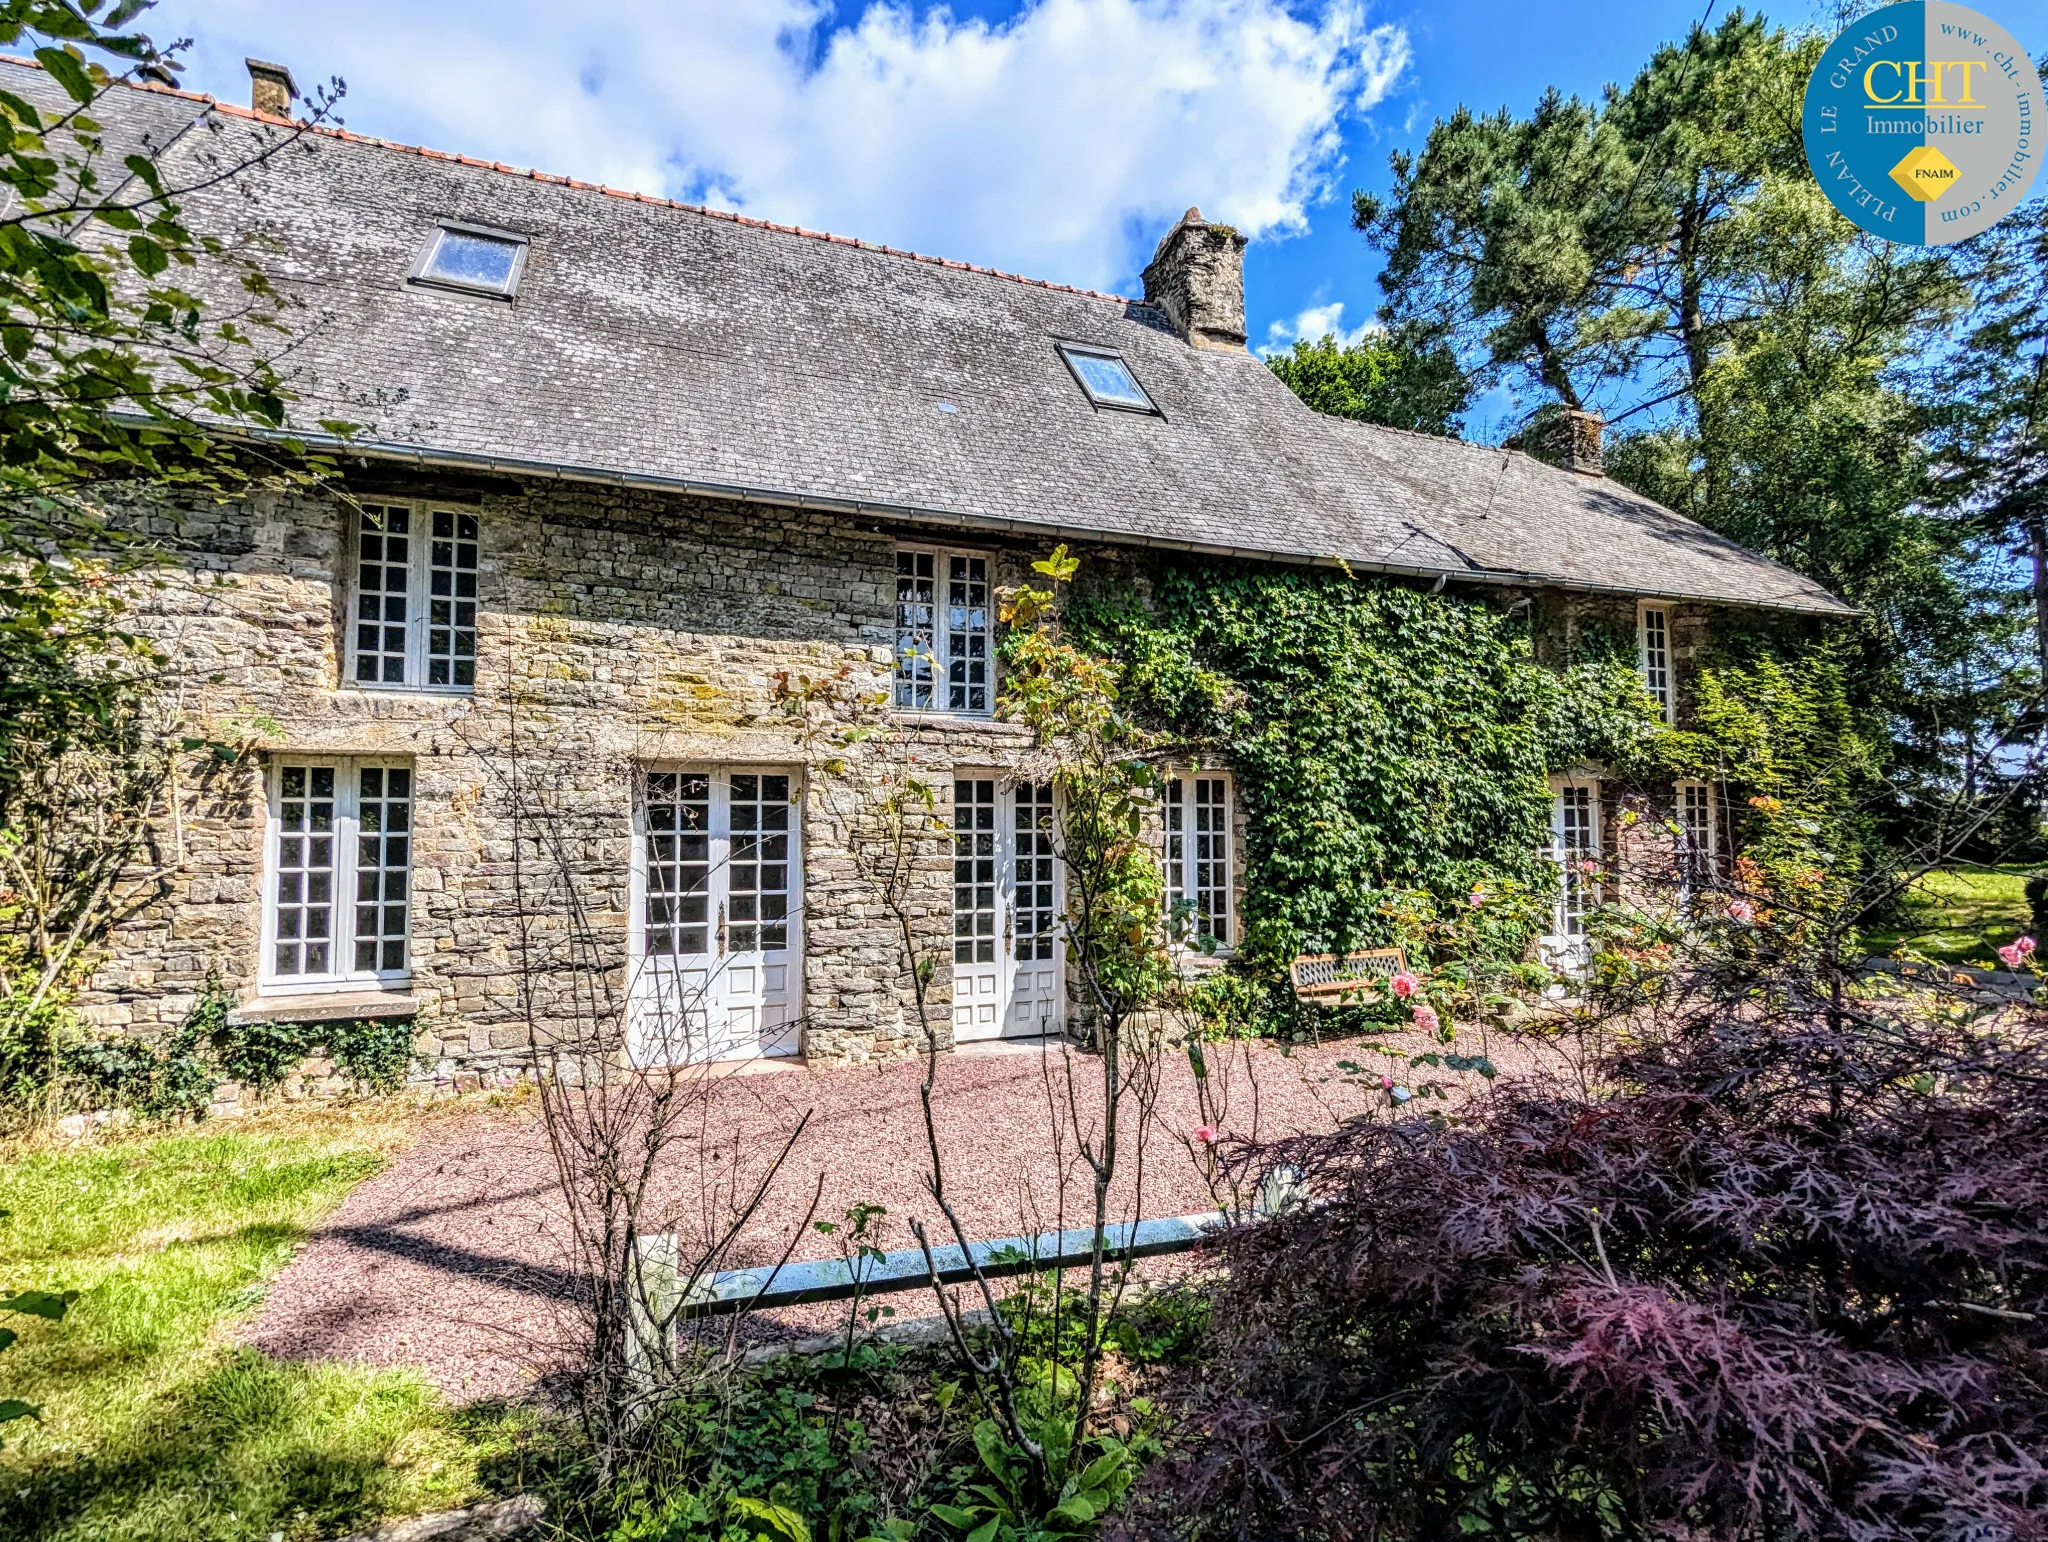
[247,1027,1558,1401]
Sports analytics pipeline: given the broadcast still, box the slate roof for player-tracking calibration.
[33,60,1850,616]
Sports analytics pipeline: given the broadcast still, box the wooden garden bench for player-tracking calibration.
[1288,947,1411,1005]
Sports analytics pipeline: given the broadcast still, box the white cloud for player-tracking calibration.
[140,0,1408,293]
[1260,297,1375,355]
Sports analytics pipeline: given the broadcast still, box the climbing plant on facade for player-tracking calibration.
[1069,560,1662,971]
[1067,554,1878,991]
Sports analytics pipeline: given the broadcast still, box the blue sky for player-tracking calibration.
[138,0,1901,440]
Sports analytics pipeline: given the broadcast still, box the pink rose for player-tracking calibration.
[1999,944,2024,969]
[1378,1074,1394,1091]
[1390,971,1420,999]
[1578,859,1600,875]
[1726,900,1755,924]
[2019,936,2038,956]
[1411,1003,1440,1034]
[1193,1124,1220,1145]
[1468,888,1485,907]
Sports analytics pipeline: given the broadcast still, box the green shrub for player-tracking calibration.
[11,977,414,1118]
[327,1018,416,1094]
[1175,967,1329,1041]
[592,1290,1196,1542]
[0,982,66,1113]
[208,1017,313,1096]
[63,979,226,1122]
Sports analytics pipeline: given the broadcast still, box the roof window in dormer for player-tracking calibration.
[411,222,528,299]
[1058,343,1159,414]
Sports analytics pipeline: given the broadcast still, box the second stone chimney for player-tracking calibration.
[1558,408,1605,476]
[1141,208,1248,352]
[246,58,296,118]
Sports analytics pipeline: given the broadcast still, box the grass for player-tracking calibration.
[0,1101,541,1542]
[1862,862,2040,965]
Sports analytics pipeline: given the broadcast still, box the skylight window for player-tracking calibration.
[411,223,528,298]
[1058,343,1159,414]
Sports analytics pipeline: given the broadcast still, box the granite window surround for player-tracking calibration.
[345,501,480,693]
[261,757,415,995]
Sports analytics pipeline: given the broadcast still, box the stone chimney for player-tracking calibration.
[1557,408,1604,476]
[1141,208,1248,352]
[245,58,296,118]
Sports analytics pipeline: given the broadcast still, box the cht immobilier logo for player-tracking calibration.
[1803,1,2042,245]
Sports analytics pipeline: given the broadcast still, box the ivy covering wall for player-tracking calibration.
[1065,558,1875,972]
[1645,625,1890,902]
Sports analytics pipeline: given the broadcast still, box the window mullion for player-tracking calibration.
[408,507,430,687]
[934,559,953,704]
[343,521,359,686]
[336,760,361,980]
[710,774,730,957]
[1180,794,1194,909]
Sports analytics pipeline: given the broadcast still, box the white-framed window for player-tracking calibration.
[1549,779,1600,940]
[1165,773,1232,949]
[642,770,795,958]
[1638,603,1673,722]
[1014,781,1058,962]
[894,547,992,713]
[1677,780,1716,901]
[348,502,480,691]
[262,758,414,989]
[946,775,1065,1043]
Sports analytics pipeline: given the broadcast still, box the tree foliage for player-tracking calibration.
[992,546,1182,1493]
[1920,201,2048,763]
[1650,625,1892,889]
[0,2,340,795]
[1349,9,1991,811]
[1264,327,1468,437]
[0,5,344,1081]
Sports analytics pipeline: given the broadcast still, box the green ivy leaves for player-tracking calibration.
[1072,563,1619,964]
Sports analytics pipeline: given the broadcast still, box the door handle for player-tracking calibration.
[717,902,727,955]
[1004,906,1014,956]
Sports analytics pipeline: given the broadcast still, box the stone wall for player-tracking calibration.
[81,472,1095,1074]
[78,477,1741,1076]
[1529,588,1736,921]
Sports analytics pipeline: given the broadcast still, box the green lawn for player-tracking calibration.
[0,1104,537,1542]
[1863,863,2039,965]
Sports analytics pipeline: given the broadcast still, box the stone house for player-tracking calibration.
[45,60,1852,1076]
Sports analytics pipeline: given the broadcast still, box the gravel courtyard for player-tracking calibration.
[247,1025,1567,1401]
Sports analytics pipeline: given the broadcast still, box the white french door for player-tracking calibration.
[952,777,1064,1042]
[630,768,801,1065]
[1540,779,1599,970]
